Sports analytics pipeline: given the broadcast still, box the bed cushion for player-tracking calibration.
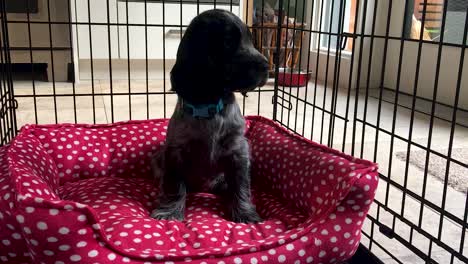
[0,145,31,263]
[2,116,378,263]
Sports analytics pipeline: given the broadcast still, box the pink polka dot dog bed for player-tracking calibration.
[1,116,378,263]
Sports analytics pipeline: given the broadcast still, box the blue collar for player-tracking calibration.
[181,98,224,119]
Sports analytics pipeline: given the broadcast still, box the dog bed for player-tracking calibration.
[0,116,378,263]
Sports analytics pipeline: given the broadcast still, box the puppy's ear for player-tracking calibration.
[170,18,228,104]
[170,34,218,101]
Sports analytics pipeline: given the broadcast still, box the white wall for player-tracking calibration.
[367,0,468,109]
[302,0,468,110]
[71,0,242,81]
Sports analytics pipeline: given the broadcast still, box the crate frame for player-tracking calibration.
[1,0,468,263]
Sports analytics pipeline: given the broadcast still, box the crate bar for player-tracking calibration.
[271,0,284,122]
[372,0,393,164]
[418,0,449,232]
[348,0,371,155]
[12,89,276,97]
[351,0,370,155]
[290,0,305,130]
[309,0,326,140]
[286,0,301,131]
[106,0,115,123]
[296,0,315,136]
[126,0,132,120]
[359,0,378,158]
[326,0,346,148]
[66,0,78,123]
[0,0,5,141]
[299,0,316,137]
[145,0,150,119]
[383,0,411,207]
[1,0,17,138]
[25,0,38,124]
[179,0,183,115]
[256,0,265,116]
[7,18,468,49]
[163,0,168,118]
[437,4,468,242]
[0,8,8,144]
[319,0,336,145]
[86,0,96,123]
[400,0,429,217]
[459,190,468,255]
[278,0,291,123]
[46,0,58,124]
[0,2,9,146]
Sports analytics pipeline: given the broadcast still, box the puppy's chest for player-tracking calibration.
[186,131,227,165]
[181,134,226,190]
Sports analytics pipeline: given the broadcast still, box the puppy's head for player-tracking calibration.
[171,9,269,104]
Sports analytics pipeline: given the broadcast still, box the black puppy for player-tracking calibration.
[150,9,268,223]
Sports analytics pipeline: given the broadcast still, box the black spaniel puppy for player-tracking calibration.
[151,9,269,223]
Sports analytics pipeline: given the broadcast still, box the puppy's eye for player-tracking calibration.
[223,26,241,53]
[245,28,253,40]
[224,36,238,52]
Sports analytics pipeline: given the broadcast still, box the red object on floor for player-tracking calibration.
[0,116,378,263]
[277,69,311,87]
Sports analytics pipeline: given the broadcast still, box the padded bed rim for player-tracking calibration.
[8,116,378,262]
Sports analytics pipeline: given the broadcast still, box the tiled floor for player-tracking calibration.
[13,79,275,125]
[12,79,468,263]
[273,83,468,263]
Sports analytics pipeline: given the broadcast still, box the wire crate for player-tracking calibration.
[1,0,467,263]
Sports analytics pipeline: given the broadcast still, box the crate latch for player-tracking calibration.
[0,99,18,119]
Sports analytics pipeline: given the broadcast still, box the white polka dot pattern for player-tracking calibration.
[1,116,378,263]
[0,145,32,263]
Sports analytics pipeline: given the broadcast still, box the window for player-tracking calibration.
[405,0,468,45]
[319,0,356,52]
[117,0,240,5]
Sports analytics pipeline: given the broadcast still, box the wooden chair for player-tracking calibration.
[253,21,306,72]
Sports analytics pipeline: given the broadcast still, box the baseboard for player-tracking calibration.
[77,59,176,81]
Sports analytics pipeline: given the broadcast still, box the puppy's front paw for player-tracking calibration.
[231,207,263,224]
[150,208,184,221]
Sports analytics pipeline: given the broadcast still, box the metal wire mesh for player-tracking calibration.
[0,0,17,146]
[0,0,467,263]
[272,1,468,263]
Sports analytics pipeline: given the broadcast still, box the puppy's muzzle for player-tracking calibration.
[256,58,269,86]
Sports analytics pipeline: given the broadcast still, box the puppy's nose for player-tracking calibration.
[258,76,268,86]
[260,58,269,72]
[258,56,270,70]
